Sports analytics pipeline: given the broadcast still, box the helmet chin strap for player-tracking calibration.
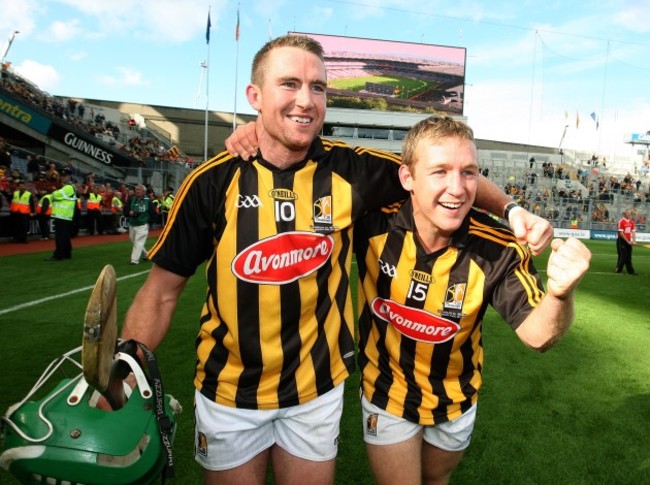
[1,346,83,444]
[1,344,182,484]
[1,348,155,445]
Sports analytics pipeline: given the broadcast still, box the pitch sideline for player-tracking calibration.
[0,270,150,317]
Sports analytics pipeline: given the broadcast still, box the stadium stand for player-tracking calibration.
[1,60,648,241]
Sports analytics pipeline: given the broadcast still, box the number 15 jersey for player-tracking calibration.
[355,202,545,425]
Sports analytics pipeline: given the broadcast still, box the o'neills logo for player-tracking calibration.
[232,232,334,284]
[409,270,433,284]
[371,297,460,343]
[269,189,298,200]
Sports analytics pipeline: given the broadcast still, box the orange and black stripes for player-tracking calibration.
[356,204,545,425]
[149,152,234,258]
[149,138,408,410]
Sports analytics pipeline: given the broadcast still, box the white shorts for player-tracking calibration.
[361,395,476,452]
[194,384,344,471]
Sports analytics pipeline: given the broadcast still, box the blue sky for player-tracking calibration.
[2,0,650,160]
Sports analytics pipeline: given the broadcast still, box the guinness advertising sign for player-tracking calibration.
[47,122,134,166]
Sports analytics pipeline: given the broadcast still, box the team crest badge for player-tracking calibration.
[366,413,379,437]
[196,431,208,457]
[311,195,338,232]
[444,283,466,310]
[314,196,332,224]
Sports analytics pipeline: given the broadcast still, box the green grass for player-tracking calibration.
[328,75,432,98]
[1,239,649,483]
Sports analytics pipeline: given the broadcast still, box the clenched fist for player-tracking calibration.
[545,238,591,299]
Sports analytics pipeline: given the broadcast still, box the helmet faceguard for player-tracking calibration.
[1,345,182,484]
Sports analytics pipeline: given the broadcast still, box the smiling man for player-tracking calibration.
[120,35,557,485]
[121,35,410,485]
[245,38,328,166]
[354,116,591,484]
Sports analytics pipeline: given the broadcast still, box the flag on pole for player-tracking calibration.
[576,110,580,129]
[235,8,240,41]
[206,10,212,44]
[590,111,599,130]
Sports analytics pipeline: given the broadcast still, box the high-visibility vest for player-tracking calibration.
[51,184,77,221]
[162,194,174,213]
[111,196,123,213]
[87,192,103,211]
[37,193,53,216]
[10,190,32,215]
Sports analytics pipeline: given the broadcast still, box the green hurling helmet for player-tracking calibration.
[1,346,182,485]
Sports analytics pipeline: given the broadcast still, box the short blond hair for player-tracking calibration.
[401,116,475,168]
[251,34,324,86]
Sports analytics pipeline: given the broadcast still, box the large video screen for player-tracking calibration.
[291,32,466,115]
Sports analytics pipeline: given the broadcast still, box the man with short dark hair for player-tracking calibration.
[119,34,555,485]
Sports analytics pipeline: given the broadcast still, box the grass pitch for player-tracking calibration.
[329,75,433,99]
[1,239,649,484]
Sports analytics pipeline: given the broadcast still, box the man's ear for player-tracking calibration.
[246,84,262,112]
[399,164,414,192]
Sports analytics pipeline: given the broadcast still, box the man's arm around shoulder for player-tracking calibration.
[475,175,553,255]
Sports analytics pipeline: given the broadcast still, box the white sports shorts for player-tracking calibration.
[194,384,344,471]
[361,395,476,452]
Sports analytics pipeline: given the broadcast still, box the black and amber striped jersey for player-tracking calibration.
[355,201,545,425]
[148,137,405,410]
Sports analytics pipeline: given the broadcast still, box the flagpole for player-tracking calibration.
[204,7,212,162]
[232,4,240,132]
[1,30,19,64]
[597,40,610,156]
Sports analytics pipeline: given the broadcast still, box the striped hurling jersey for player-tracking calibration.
[148,137,405,410]
[355,201,545,425]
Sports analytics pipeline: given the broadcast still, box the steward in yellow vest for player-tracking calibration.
[86,187,104,235]
[47,168,77,261]
[161,187,175,226]
[10,180,35,243]
[110,192,127,234]
[36,190,53,240]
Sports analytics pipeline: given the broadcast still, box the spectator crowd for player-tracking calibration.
[1,62,195,167]
[1,135,174,241]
